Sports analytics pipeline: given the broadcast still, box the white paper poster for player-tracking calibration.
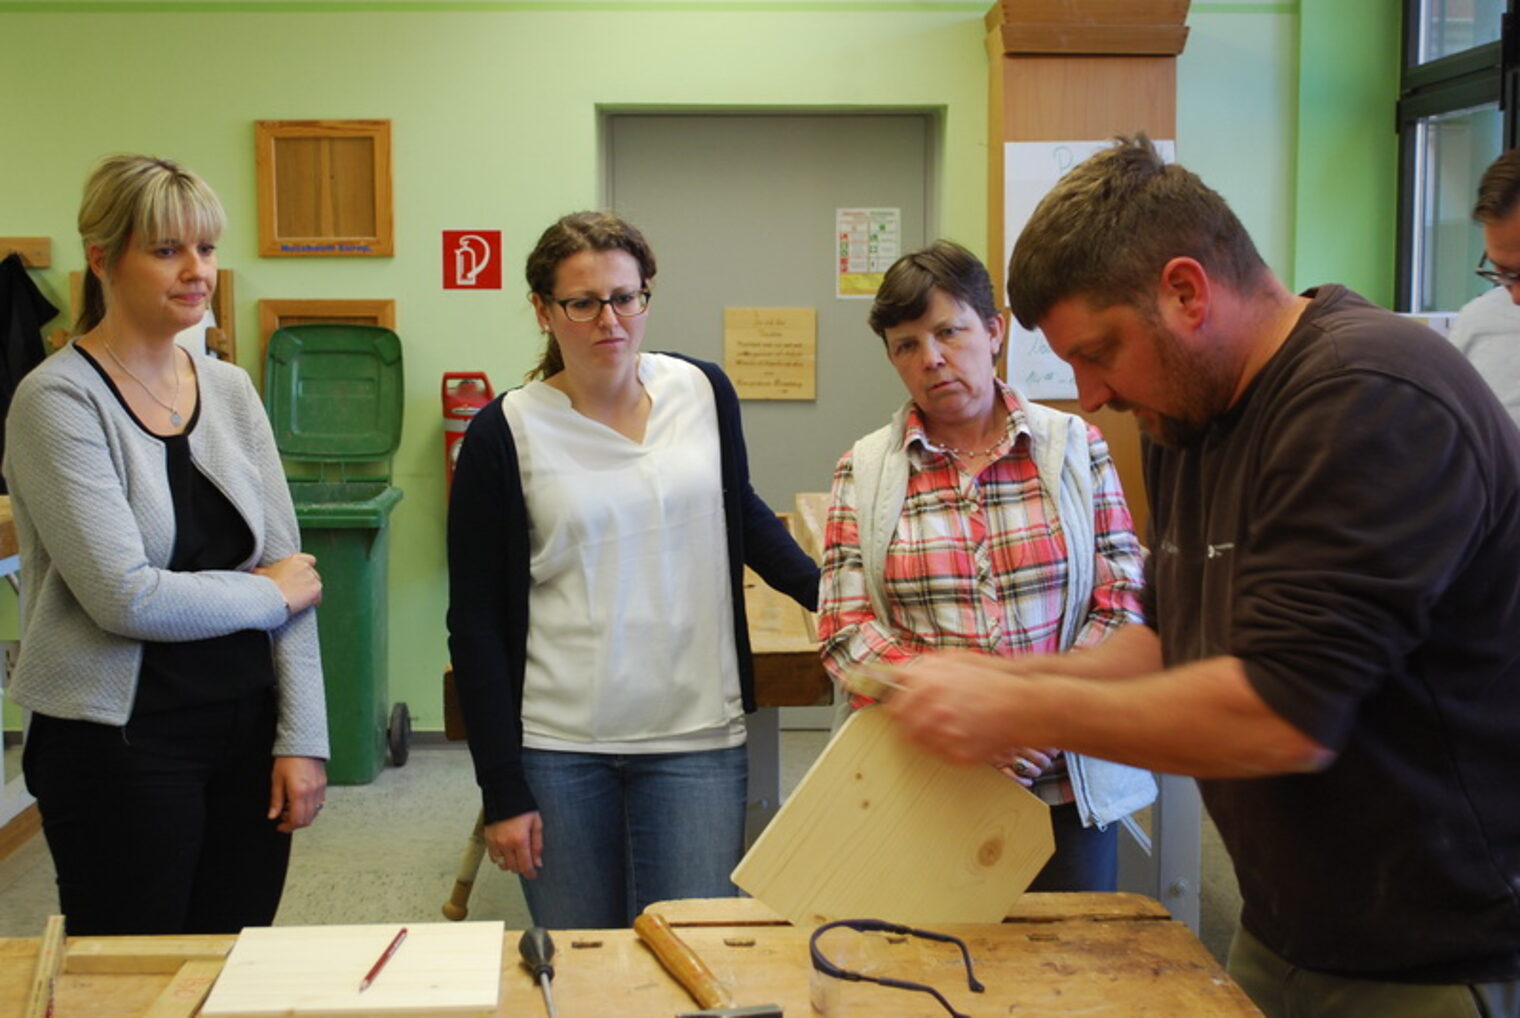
[1003,140,1176,399]
[836,207,900,299]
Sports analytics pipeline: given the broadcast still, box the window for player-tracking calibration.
[1396,1,1514,312]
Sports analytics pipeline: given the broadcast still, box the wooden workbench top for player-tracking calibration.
[0,895,1262,1017]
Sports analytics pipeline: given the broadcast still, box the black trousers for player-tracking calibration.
[23,688,291,935]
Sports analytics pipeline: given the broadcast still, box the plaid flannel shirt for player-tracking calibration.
[818,387,1145,801]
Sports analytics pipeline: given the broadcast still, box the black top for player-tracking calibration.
[446,353,820,824]
[1141,286,1520,982]
[76,346,275,714]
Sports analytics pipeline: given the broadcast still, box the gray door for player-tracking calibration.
[604,112,935,506]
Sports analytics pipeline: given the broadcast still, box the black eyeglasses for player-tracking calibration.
[809,919,984,1018]
[546,289,651,323]
[1475,253,1520,289]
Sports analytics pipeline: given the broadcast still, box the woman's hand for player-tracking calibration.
[485,813,544,879]
[993,747,1060,787]
[269,756,327,833]
[255,553,323,615]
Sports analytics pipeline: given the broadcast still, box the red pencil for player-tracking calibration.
[359,927,408,992]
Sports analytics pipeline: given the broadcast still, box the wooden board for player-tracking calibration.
[200,922,502,1018]
[733,708,1053,925]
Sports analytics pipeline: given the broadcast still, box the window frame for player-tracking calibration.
[1396,1,1517,311]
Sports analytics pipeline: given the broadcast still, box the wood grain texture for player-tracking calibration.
[0,901,1263,1017]
[140,960,223,1018]
[0,238,49,269]
[985,0,1191,30]
[199,923,502,1018]
[732,708,1053,926]
[66,936,234,975]
[647,891,1171,927]
[21,916,64,1018]
[791,492,829,565]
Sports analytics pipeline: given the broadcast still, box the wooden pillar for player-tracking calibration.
[986,0,1191,543]
[986,0,1203,932]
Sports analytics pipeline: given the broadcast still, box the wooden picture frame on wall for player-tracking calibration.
[255,120,394,258]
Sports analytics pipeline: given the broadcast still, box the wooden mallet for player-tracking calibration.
[632,912,782,1018]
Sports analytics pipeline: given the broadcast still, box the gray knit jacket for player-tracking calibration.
[2,342,328,758]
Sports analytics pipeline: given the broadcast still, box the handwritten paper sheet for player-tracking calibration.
[724,307,817,401]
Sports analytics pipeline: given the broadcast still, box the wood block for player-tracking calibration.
[200,922,502,1018]
[732,708,1053,926]
[66,936,235,974]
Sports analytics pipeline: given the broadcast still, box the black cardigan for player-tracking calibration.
[445,353,820,823]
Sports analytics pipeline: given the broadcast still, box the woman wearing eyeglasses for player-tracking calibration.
[446,211,819,928]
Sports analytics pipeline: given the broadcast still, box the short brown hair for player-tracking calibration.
[1473,148,1520,223]
[868,240,999,340]
[1006,134,1267,329]
[524,212,657,380]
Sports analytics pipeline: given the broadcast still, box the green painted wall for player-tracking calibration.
[1294,0,1402,303]
[0,0,1396,736]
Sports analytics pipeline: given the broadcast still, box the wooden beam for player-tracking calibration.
[0,237,50,269]
[997,21,1189,56]
[66,936,235,975]
[22,916,65,1018]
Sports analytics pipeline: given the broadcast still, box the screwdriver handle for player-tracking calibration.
[519,926,556,982]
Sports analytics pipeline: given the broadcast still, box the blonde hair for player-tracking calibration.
[76,154,226,333]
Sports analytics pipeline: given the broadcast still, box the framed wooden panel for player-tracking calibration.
[255,120,393,257]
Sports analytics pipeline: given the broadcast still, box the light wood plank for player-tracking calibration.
[733,708,1053,926]
[22,916,65,1018]
[200,922,502,1018]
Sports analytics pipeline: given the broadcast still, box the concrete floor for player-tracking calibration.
[0,732,1242,962]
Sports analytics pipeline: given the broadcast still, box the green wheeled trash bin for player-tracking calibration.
[264,324,407,785]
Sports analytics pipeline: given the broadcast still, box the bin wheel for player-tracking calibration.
[388,702,412,767]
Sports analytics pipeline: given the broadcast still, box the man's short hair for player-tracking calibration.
[868,239,1000,340]
[1473,148,1520,223]
[1006,134,1268,329]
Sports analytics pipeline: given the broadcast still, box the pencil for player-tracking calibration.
[359,926,408,992]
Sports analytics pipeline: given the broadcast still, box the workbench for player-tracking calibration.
[0,894,1262,1017]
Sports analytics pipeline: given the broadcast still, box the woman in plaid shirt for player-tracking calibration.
[818,240,1154,890]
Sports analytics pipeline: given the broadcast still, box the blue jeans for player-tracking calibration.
[1026,802,1119,892]
[518,744,747,928]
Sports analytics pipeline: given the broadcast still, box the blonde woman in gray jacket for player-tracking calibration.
[2,155,327,935]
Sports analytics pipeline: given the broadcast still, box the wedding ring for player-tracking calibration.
[1012,758,1033,777]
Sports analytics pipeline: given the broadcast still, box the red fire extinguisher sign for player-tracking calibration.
[443,372,494,494]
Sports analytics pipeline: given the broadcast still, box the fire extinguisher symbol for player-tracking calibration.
[442,230,502,290]
[453,235,492,287]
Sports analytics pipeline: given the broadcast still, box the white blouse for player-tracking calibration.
[502,353,745,753]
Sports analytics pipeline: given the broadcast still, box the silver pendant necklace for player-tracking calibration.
[102,337,183,427]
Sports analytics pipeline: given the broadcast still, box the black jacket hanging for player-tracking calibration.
[0,251,58,493]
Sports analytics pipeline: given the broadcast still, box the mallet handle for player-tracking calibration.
[633,912,734,1010]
